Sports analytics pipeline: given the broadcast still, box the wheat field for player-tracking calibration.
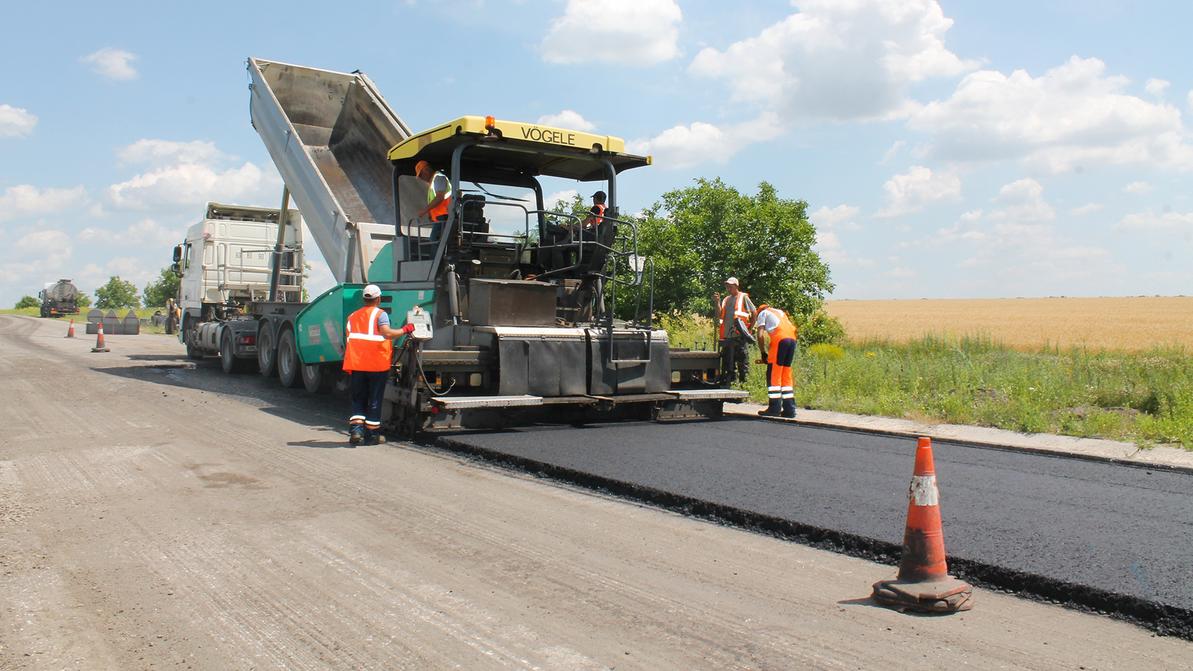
[824,296,1193,351]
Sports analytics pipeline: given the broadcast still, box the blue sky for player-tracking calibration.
[2,0,1192,306]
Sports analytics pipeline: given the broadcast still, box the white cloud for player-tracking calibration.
[881,140,907,164]
[542,0,682,66]
[10,230,73,274]
[0,104,38,138]
[79,218,182,248]
[75,257,156,294]
[877,166,961,217]
[109,162,278,210]
[987,178,1054,223]
[1118,210,1193,232]
[910,56,1193,172]
[118,139,227,166]
[630,122,728,169]
[107,138,280,212]
[17,229,72,253]
[629,115,782,169]
[1145,78,1170,97]
[811,204,863,265]
[689,0,973,122]
[1070,203,1103,216]
[81,48,138,81]
[536,110,596,132]
[544,189,579,211]
[0,185,88,222]
[811,204,860,229]
[1123,180,1153,194]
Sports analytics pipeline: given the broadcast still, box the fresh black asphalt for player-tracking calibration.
[438,418,1193,636]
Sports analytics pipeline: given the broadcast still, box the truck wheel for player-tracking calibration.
[220,331,253,374]
[277,326,301,388]
[257,322,277,379]
[302,362,332,394]
[183,316,204,360]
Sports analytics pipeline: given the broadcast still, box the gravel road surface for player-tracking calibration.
[2,314,1189,669]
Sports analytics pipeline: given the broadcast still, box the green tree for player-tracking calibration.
[142,266,180,307]
[94,276,140,310]
[76,293,91,308]
[636,178,833,318]
[14,295,39,309]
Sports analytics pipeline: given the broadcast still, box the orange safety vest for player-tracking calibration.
[759,306,798,342]
[427,171,452,220]
[342,306,393,372]
[719,292,751,339]
[588,203,606,227]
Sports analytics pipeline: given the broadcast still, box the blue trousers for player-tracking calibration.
[348,370,388,429]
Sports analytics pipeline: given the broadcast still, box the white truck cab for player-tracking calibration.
[177,202,303,312]
[173,202,304,371]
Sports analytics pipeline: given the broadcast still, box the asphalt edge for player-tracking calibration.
[431,434,1193,641]
[729,406,1193,475]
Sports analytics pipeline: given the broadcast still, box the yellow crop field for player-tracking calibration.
[824,296,1193,351]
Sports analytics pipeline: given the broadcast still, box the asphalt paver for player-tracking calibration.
[441,418,1193,628]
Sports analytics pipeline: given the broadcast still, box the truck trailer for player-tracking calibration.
[180,58,745,436]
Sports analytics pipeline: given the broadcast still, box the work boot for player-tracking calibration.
[349,424,366,445]
[781,398,797,419]
[758,399,782,417]
[364,428,386,446]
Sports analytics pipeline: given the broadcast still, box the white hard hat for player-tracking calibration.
[724,277,739,285]
[362,284,382,299]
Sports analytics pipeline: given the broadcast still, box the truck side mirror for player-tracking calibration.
[172,245,182,263]
[171,262,181,276]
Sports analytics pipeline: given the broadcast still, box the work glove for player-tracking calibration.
[401,323,416,335]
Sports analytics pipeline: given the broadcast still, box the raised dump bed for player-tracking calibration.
[247,58,412,284]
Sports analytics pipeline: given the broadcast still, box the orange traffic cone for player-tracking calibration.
[91,322,110,353]
[65,319,75,338]
[871,436,973,613]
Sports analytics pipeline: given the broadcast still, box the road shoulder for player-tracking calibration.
[728,401,1193,471]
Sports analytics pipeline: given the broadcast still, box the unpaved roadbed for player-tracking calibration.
[2,315,1189,669]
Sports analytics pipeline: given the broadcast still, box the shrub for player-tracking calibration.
[798,309,846,345]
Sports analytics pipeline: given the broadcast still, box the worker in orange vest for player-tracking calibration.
[343,284,415,445]
[752,303,798,418]
[717,277,755,384]
[579,190,606,237]
[415,160,452,240]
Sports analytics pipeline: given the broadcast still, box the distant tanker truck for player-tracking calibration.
[38,279,81,318]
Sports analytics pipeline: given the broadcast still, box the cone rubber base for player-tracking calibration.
[871,576,974,613]
[91,347,109,353]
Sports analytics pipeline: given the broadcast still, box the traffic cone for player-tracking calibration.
[871,436,973,613]
[65,319,75,338]
[91,322,110,353]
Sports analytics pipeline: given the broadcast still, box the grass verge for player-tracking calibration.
[660,312,1193,449]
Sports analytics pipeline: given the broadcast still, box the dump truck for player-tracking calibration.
[173,202,306,377]
[39,279,81,318]
[192,58,743,435]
